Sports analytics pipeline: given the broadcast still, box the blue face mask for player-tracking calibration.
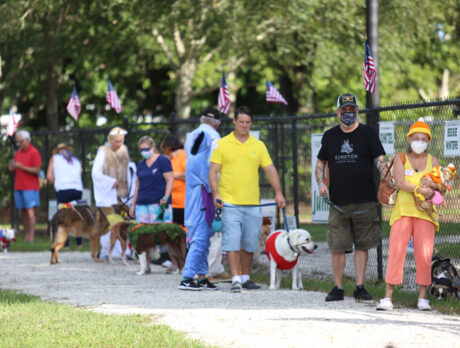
[340,112,357,126]
[140,149,154,159]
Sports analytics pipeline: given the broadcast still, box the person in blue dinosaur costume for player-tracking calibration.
[178,108,222,291]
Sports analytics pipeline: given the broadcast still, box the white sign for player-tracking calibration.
[250,130,260,140]
[311,133,329,222]
[285,215,297,230]
[444,120,460,157]
[379,121,395,155]
[48,200,57,221]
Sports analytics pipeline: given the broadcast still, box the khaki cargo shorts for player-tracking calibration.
[327,201,381,253]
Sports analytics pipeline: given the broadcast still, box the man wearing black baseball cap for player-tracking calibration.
[315,93,388,302]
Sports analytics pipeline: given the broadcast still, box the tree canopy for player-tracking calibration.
[1,0,458,130]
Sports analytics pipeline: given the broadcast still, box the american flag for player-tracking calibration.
[66,87,82,121]
[6,108,19,137]
[266,80,288,105]
[106,79,122,114]
[217,73,231,114]
[363,40,376,93]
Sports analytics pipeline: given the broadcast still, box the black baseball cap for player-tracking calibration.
[202,107,221,120]
[337,94,358,108]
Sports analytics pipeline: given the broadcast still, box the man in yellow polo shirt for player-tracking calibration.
[210,105,286,293]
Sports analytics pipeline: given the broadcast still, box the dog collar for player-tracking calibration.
[286,235,298,255]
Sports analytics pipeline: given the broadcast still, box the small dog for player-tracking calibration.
[430,255,460,299]
[111,222,187,276]
[50,206,110,264]
[256,216,272,256]
[0,228,16,253]
[413,163,457,220]
[265,229,317,291]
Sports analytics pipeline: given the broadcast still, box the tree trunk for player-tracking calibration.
[45,56,59,130]
[175,59,197,119]
[439,69,449,99]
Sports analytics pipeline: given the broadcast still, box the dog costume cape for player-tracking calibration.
[127,223,185,248]
[265,231,299,270]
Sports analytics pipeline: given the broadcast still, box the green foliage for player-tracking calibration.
[1,0,458,129]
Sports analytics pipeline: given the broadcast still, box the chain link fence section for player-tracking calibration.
[7,99,460,290]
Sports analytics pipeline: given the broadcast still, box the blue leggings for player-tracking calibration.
[182,212,211,279]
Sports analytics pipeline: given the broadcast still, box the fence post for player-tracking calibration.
[291,118,299,227]
[9,138,17,229]
[273,122,281,228]
[79,130,86,187]
[169,112,177,134]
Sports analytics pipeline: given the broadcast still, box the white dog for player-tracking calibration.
[265,229,317,291]
[0,228,16,253]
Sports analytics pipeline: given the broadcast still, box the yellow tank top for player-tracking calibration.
[389,153,439,231]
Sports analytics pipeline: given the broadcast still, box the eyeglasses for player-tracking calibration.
[139,148,151,152]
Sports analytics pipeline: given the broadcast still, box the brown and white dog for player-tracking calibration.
[50,206,110,264]
[0,228,16,253]
[266,229,317,291]
[110,222,187,276]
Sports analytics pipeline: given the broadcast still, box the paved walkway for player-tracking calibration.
[1,251,459,347]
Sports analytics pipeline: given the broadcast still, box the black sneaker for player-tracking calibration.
[178,278,201,291]
[354,285,373,300]
[242,280,260,290]
[231,281,242,293]
[198,278,218,291]
[325,286,344,301]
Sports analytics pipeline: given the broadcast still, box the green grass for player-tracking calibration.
[8,234,92,252]
[0,290,208,348]
[250,273,460,315]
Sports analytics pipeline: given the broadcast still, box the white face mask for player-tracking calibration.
[411,140,428,154]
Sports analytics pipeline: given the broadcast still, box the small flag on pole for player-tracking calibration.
[106,79,122,114]
[363,40,376,93]
[6,108,19,137]
[217,73,231,114]
[66,87,82,121]
[266,80,288,105]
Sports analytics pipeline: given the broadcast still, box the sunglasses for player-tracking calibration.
[139,148,151,152]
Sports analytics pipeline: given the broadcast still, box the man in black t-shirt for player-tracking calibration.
[315,94,388,302]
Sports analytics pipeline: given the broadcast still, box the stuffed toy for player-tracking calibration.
[413,163,457,220]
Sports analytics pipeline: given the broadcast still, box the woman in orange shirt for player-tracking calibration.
[161,134,186,228]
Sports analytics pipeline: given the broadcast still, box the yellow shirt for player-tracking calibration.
[210,132,273,205]
[389,154,439,230]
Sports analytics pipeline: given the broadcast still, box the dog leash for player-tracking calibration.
[216,199,297,254]
[322,196,372,215]
[216,199,279,209]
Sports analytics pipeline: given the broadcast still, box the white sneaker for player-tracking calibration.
[417,298,431,311]
[376,297,393,311]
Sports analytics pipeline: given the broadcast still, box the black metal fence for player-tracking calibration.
[5,98,460,289]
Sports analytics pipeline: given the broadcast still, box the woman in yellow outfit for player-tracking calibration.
[377,119,439,311]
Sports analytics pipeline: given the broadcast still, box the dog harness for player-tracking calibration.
[265,231,299,270]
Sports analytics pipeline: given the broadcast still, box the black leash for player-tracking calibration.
[322,196,372,215]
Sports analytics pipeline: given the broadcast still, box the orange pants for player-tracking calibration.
[385,216,435,286]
